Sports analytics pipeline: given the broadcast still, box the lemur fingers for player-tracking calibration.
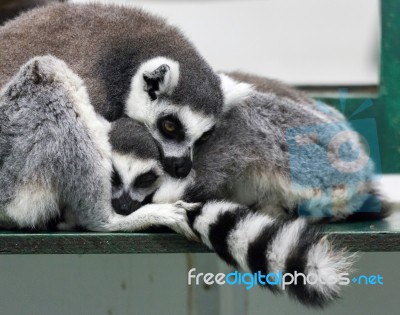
[95,203,198,241]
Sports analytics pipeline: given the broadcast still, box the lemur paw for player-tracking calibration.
[174,201,203,212]
[159,203,199,241]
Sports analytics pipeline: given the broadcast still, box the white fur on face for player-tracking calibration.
[112,152,163,201]
[151,103,216,159]
[125,56,215,160]
[125,56,180,124]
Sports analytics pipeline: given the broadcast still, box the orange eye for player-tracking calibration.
[163,120,176,133]
[200,133,211,142]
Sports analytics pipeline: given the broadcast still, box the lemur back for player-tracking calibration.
[183,74,389,221]
[0,2,222,120]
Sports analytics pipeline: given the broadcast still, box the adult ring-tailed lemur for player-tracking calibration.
[0,2,224,179]
[111,73,391,222]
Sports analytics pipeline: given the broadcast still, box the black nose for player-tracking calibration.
[163,156,192,178]
[112,192,142,215]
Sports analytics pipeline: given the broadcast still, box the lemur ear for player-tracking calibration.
[219,73,254,113]
[126,57,180,118]
[143,64,171,101]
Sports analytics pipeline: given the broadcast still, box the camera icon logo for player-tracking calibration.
[286,90,381,217]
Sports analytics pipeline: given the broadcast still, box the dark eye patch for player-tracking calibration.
[134,171,159,188]
[111,165,122,187]
[195,126,215,146]
[157,114,185,142]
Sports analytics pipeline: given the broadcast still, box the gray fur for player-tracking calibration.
[108,113,354,308]
[188,83,380,219]
[109,117,159,160]
[110,73,388,220]
[0,2,222,119]
[0,0,63,25]
[0,55,197,239]
[0,55,111,229]
[224,71,312,104]
[0,2,224,178]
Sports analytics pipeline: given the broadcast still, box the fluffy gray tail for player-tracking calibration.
[188,201,354,308]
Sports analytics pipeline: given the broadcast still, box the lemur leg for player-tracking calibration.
[91,201,198,240]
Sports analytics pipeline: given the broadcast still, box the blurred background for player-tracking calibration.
[1,0,380,86]
[0,1,396,315]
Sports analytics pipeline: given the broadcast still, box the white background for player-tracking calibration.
[73,0,380,85]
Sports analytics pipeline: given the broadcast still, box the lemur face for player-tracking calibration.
[109,118,163,215]
[125,57,216,179]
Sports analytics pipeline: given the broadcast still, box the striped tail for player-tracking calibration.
[187,201,354,308]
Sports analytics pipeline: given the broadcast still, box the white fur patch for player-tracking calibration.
[267,219,307,274]
[5,182,59,228]
[99,202,197,240]
[152,171,195,203]
[193,201,239,248]
[178,106,215,142]
[227,212,274,271]
[148,102,216,159]
[306,236,354,297]
[219,73,254,112]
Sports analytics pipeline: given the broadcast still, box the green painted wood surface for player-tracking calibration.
[0,211,398,254]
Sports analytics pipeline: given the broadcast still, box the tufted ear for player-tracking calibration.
[126,57,180,120]
[143,64,171,101]
[140,57,180,101]
[219,73,254,113]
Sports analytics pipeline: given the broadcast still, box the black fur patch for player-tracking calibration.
[99,45,139,121]
[208,206,248,268]
[186,203,203,239]
[183,183,211,203]
[344,188,392,222]
[156,114,185,142]
[246,220,284,293]
[284,225,330,308]
[143,64,170,101]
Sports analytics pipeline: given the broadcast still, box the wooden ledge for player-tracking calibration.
[0,211,399,254]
